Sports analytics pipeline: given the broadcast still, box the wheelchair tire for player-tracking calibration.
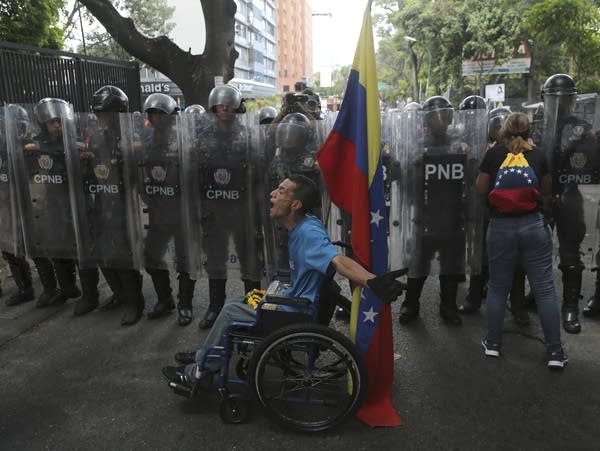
[219,394,251,424]
[247,323,367,432]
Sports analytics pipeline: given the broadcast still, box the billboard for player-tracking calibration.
[462,41,532,76]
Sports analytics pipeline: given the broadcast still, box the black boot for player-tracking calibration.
[440,275,462,326]
[121,270,145,326]
[3,252,35,306]
[73,267,99,316]
[399,276,425,325]
[33,257,63,307]
[146,268,175,319]
[177,273,196,327]
[53,259,81,300]
[99,268,124,311]
[199,278,226,329]
[583,269,600,318]
[510,269,530,326]
[561,266,582,334]
[458,273,485,314]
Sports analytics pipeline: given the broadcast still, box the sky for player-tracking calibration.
[67,0,369,78]
[308,0,367,69]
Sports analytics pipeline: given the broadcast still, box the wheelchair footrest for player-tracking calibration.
[168,381,195,399]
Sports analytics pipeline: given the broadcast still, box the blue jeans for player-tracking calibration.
[185,297,256,380]
[485,212,562,352]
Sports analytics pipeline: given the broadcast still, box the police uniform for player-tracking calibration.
[22,131,80,301]
[541,73,600,332]
[196,115,262,327]
[141,122,196,320]
[78,125,144,319]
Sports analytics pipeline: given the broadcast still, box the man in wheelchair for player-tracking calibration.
[162,174,404,393]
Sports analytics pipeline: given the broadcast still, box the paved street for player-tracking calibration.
[0,268,599,450]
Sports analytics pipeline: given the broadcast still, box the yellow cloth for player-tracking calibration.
[244,289,266,310]
[499,152,529,169]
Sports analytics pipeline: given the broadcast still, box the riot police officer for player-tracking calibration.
[541,74,600,333]
[459,106,510,315]
[397,95,484,326]
[140,93,196,326]
[258,106,277,125]
[458,95,486,111]
[3,104,67,308]
[16,99,81,305]
[196,84,262,329]
[1,105,33,306]
[68,85,146,324]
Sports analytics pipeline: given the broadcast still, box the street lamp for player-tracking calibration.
[404,36,432,101]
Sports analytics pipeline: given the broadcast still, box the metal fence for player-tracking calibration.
[0,41,141,112]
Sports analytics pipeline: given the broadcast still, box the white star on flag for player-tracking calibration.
[370,209,384,226]
[363,306,378,323]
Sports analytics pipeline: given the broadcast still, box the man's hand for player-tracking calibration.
[366,269,408,304]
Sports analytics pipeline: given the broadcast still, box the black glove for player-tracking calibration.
[366,268,408,304]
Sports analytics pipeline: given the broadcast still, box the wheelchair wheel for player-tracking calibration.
[247,323,367,432]
[219,394,251,424]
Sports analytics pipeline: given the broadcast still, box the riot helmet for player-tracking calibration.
[422,95,453,132]
[541,73,577,115]
[276,112,311,151]
[403,102,422,112]
[459,95,486,111]
[183,104,206,129]
[184,104,206,115]
[487,107,511,142]
[208,84,242,112]
[34,98,72,125]
[144,93,179,115]
[92,85,129,113]
[541,73,577,98]
[258,106,278,125]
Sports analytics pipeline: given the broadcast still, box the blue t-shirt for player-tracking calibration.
[283,214,339,303]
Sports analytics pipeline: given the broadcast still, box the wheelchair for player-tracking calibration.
[171,273,368,433]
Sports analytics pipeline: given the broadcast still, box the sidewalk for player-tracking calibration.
[0,272,598,450]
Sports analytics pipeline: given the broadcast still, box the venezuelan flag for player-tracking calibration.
[488,152,540,213]
[317,0,402,428]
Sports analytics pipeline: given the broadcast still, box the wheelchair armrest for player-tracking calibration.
[262,295,312,308]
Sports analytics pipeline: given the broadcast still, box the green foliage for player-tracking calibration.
[313,65,352,97]
[524,0,600,90]
[0,0,66,48]
[78,0,175,61]
[373,0,600,104]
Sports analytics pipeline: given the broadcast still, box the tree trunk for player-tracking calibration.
[78,0,238,106]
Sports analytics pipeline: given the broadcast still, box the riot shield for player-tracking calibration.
[543,94,600,187]
[391,108,486,277]
[6,103,78,259]
[184,112,263,282]
[0,106,21,255]
[260,117,329,279]
[125,111,195,275]
[62,111,143,270]
[542,93,600,268]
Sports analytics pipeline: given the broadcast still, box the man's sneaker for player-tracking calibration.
[547,349,568,369]
[481,340,500,357]
[162,365,197,398]
[174,351,196,365]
